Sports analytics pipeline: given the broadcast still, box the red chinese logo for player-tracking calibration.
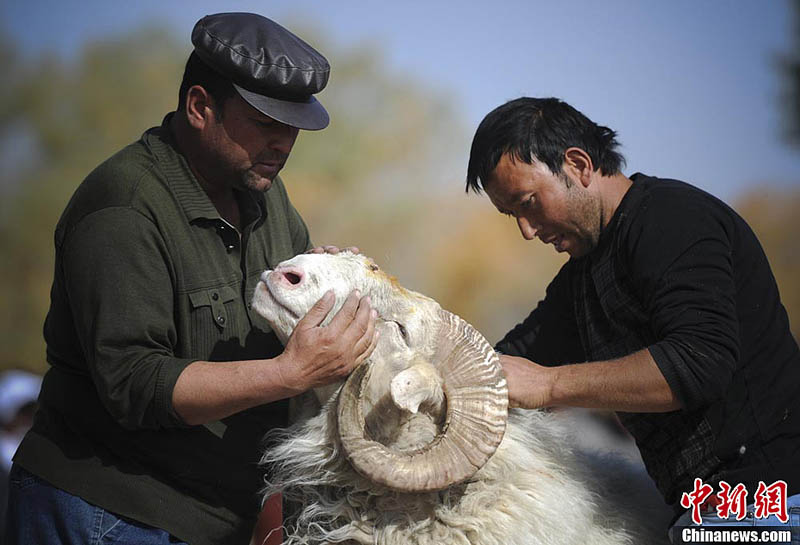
[680,479,789,525]
[680,478,714,524]
[715,481,748,521]
[753,480,788,524]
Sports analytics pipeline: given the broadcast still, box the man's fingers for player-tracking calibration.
[364,328,379,360]
[306,245,341,254]
[353,311,379,365]
[305,245,359,255]
[344,295,374,342]
[328,291,363,330]
[349,308,376,353]
[297,290,335,328]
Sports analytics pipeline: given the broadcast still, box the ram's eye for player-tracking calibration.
[397,322,409,344]
[368,263,379,272]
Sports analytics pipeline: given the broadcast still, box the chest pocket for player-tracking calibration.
[188,286,239,358]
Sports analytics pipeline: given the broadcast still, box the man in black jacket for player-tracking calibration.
[466,97,800,535]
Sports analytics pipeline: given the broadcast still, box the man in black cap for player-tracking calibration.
[6,13,376,545]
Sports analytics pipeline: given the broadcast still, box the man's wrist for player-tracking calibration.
[540,364,560,407]
[271,352,303,397]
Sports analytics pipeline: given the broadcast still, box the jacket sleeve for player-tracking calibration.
[60,206,195,430]
[626,191,741,411]
[495,263,585,366]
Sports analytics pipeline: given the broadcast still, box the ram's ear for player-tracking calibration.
[390,361,444,414]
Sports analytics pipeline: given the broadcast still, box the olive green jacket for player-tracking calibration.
[15,114,312,545]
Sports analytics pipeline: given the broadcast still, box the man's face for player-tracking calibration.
[485,153,602,258]
[203,93,300,193]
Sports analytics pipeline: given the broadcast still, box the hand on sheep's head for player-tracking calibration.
[271,287,379,396]
[306,244,360,255]
[253,252,509,493]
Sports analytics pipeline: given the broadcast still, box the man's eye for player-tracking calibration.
[521,195,535,208]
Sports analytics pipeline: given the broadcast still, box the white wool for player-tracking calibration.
[262,406,669,545]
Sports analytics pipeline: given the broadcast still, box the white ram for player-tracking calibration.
[252,252,671,545]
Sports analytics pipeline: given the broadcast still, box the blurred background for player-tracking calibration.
[1,0,799,377]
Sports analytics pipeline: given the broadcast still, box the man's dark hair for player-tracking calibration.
[466,97,626,193]
[177,51,236,113]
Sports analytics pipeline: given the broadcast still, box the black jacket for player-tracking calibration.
[496,174,800,507]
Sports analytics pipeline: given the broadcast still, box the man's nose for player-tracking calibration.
[516,216,538,241]
[269,125,299,155]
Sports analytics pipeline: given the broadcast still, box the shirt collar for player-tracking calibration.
[579,173,646,261]
[238,187,267,229]
[611,173,647,229]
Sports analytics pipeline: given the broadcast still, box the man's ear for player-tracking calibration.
[563,147,594,188]
[184,85,217,130]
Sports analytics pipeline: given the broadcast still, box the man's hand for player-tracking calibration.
[499,354,556,409]
[173,290,378,425]
[307,245,360,255]
[276,290,378,394]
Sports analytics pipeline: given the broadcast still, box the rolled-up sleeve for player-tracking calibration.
[629,198,741,411]
[61,206,195,430]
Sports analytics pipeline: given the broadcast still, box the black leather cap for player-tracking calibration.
[192,13,330,130]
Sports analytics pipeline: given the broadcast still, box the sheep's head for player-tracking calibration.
[252,252,508,492]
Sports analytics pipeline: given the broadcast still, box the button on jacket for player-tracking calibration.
[15,113,312,545]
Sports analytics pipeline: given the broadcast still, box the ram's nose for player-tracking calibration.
[273,266,305,288]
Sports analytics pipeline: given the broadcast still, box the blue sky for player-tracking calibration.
[2,0,798,201]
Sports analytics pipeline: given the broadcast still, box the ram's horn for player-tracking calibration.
[337,308,508,492]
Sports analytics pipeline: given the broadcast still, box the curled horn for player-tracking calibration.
[337,308,508,492]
